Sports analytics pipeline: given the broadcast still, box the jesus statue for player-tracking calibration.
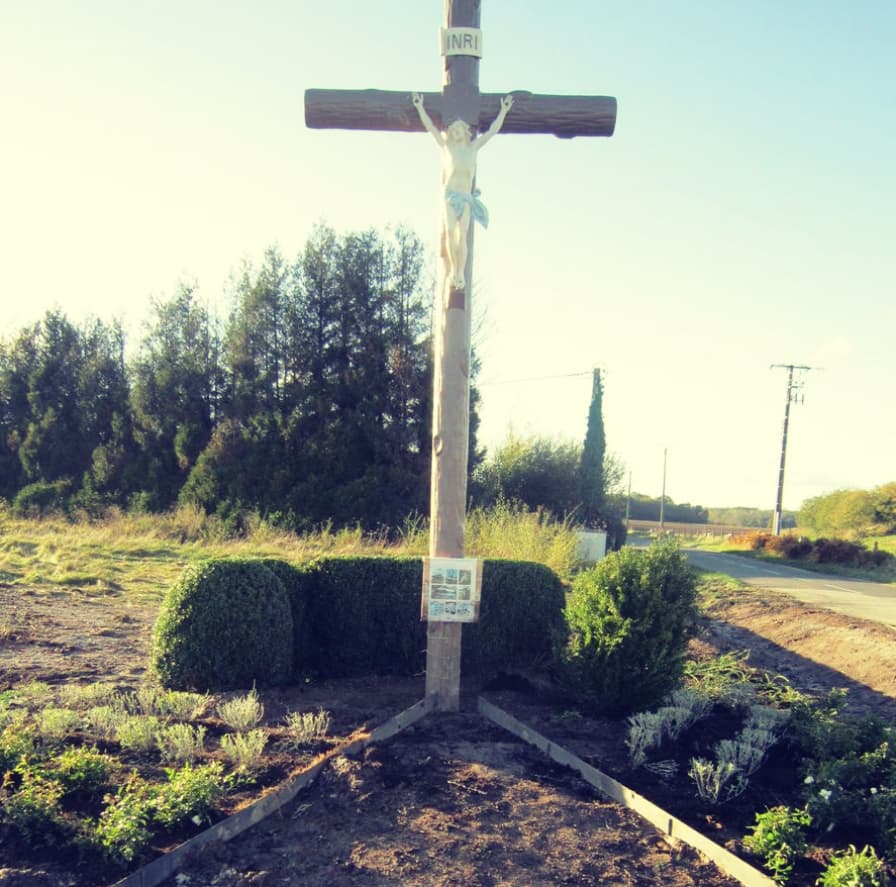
[412,92,514,290]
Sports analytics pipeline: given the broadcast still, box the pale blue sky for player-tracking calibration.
[2,1,894,510]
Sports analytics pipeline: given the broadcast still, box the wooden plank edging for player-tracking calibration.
[111,697,434,887]
[477,697,776,887]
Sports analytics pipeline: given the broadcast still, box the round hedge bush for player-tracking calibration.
[558,539,699,715]
[150,559,294,691]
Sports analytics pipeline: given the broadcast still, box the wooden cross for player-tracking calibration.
[305,0,616,712]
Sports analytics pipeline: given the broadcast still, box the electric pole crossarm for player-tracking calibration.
[305,89,617,137]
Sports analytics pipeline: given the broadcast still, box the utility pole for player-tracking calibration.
[659,448,667,531]
[770,364,813,535]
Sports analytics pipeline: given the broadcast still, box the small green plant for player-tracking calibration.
[684,650,755,705]
[626,710,666,768]
[52,746,115,798]
[156,723,206,762]
[36,707,81,742]
[666,688,714,726]
[115,715,160,753]
[217,687,264,732]
[153,689,210,720]
[283,709,331,747]
[86,704,127,740]
[92,774,155,865]
[0,717,34,774]
[152,761,227,829]
[0,768,68,847]
[715,738,768,780]
[689,758,747,805]
[13,680,54,709]
[817,844,890,886]
[219,730,268,772]
[744,805,812,884]
[58,682,121,710]
[130,685,162,715]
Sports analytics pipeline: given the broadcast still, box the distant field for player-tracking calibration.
[627,519,756,536]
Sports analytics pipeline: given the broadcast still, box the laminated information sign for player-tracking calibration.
[421,557,481,623]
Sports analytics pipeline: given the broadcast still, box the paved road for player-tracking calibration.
[683,548,896,629]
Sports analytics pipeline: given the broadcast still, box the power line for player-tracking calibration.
[477,369,594,387]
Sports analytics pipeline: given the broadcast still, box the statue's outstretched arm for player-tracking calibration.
[412,93,444,146]
[476,94,514,150]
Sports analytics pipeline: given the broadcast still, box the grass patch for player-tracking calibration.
[0,505,583,598]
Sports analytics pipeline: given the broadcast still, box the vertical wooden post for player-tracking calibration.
[425,0,481,711]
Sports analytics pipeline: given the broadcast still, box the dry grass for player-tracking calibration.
[0,504,581,602]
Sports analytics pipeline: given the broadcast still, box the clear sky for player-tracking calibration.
[2,1,894,511]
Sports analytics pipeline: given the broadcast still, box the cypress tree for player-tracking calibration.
[579,368,606,527]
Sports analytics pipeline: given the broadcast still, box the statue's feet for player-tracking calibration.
[452,274,465,290]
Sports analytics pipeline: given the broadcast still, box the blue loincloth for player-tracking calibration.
[445,188,489,228]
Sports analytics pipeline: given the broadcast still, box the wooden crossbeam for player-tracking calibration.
[305,89,617,138]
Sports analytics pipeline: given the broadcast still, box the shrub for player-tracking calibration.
[217,687,264,732]
[766,534,813,559]
[0,717,35,776]
[92,775,155,865]
[0,768,69,847]
[260,559,313,669]
[557,539,699,714]
[818,845,889,887]
[744,805,811,883]
[85,705,126,740]
[283,709,331,747]
[150,560,293,691]
[219,730,268,772]
[463,559,566,676]
[689,758,746,805]
[810,538,867,566]
[152,762,227,830]
[301,557,425,678]
[152,690,210,720]
[154,556,566,685]
[52,747,115,799]
[156,723,206,763]
[300,556,566,680]
[36,707,81,742]
[11,480,72,518]
[741,531,773,551]
[115,716,159,753]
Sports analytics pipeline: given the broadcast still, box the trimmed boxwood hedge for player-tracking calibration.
[462,559,566,675]
[150,556,566,691]
[150,559,294,691]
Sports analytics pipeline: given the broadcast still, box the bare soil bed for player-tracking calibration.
[3,580,896,886]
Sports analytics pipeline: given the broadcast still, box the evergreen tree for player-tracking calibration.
[130,285,222,509]
[0,312,132,507]
[223,247,288,422]
[579,368,606,527]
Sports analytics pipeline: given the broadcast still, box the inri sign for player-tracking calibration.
[440,27,482,58]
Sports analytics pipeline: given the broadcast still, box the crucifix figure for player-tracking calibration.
[412,91,514,289]
[306,0,616,711]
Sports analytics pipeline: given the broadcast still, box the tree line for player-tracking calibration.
[0,225,438,530]
[1,223,623,537]
[798,484,896,538]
